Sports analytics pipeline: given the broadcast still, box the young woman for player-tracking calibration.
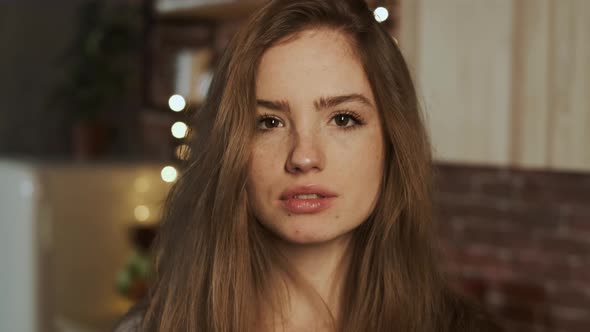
[115,0,503,331]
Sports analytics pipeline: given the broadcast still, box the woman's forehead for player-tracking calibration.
[259,28,358,69]
[255,28,374,107]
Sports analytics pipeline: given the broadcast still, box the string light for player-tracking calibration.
[374,7,389,23]
[171,121,188,139]
[134,205,150,222]
[161,166,178,183]
[175,144,191,161]
[168,94,186,112]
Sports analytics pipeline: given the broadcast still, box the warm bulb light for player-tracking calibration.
[161,166,178,183]
[171,121,188,139]
[374,7,389,23]
[175,144,191,161]
[168,94,186,112]
[134,205,150,222]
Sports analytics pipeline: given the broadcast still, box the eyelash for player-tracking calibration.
[256,110,366,132]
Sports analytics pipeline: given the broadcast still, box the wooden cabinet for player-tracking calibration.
[399,0,590,172]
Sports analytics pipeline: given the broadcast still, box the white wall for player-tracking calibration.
[0,161,40,332]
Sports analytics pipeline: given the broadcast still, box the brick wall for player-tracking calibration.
[434,163,590,332]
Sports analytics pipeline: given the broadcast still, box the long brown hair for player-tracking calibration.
[141,0,500,331]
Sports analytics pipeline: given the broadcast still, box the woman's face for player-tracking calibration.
[247,28,384,245]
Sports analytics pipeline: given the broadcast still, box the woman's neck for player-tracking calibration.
[268,233,353,331]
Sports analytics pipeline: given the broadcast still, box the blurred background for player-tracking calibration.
[0,0,588,331]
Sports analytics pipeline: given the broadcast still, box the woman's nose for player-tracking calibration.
[284,131,324,174]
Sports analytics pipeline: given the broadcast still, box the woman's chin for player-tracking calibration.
[272,225,351,247]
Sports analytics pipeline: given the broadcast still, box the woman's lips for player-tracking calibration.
[279,185,338,214]
[279,196,336,214]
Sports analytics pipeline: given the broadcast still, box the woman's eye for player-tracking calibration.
[257,116,283,130]
[331,112,363,129]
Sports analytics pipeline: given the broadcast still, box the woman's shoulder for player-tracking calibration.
[112,299,147,332]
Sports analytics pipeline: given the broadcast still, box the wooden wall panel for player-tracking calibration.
[398,0,420,78]
[512,0,590,172]
[400,0,590,171]
[414,0,513,165]
[510,0,551,168]
[546,0,590,171]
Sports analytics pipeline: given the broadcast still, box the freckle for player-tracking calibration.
[287,213,291,217]
[335,215,339,219]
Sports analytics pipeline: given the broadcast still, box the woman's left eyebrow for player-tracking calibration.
[313,93,374,111]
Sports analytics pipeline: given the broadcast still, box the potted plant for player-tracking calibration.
[50,1,141,159]
[115,224,157,302]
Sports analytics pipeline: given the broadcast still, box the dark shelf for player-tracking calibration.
[156,0,264,21]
